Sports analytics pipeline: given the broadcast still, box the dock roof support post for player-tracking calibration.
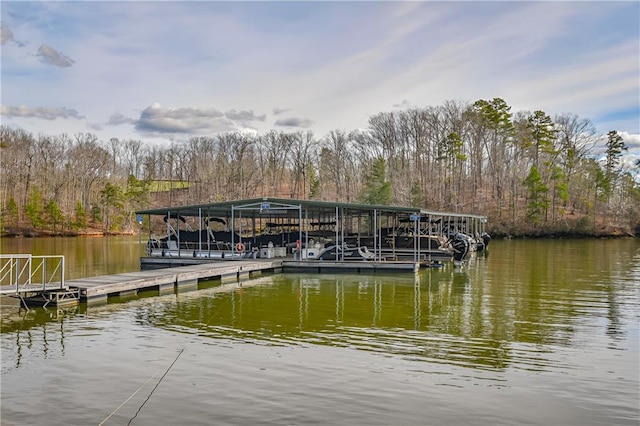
[428,214,432,264]
[304,208,309,261]
[198,208,202,255]
[392,213,397,261]
[166,210,170,243]
[340,208,345,262]
[418,213,422,263]
[299,205,303,260]
[206,208,211,256]
[335,206,339,261]
[177,210,181,257]
[231,205,235,256]
[378,213,382,261]
[413,214,418,263]
[146,214,151,256]
[237,209,243,256]
[373,209,377,261]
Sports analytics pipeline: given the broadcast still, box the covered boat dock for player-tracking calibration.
[136,197,488,272]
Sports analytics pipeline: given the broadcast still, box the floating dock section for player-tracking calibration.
[69,259,284,304]
[3,256,425,308]
[282,260,419,273]
[74,258,421,304]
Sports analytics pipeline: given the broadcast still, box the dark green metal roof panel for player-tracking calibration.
[136,197,486,220]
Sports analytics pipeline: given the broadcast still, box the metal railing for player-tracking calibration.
[0,254,66,295]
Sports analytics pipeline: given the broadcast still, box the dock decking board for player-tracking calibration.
[142,257,422,273]
[69,260,284,302]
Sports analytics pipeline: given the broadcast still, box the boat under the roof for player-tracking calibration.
[137,197,490,267]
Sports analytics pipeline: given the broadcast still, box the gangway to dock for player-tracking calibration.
[0,254,78,307]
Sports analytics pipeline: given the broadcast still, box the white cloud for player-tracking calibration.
[274,117,314,128]
[224,109,266,123]
[0,1,637,144]
[1,24,13,44]
[37,44,75,67]
[619,131,640,151]
[107,112,137,126]
[132,103,270,136]
[592,131,640,159]
[135,103,232,134]
[620,153,639,172]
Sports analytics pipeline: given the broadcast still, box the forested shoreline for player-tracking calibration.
[1,98,639,239]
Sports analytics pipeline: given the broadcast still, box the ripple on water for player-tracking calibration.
[2,239,639,425]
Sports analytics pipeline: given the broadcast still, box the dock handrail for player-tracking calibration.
[0,254,66,295]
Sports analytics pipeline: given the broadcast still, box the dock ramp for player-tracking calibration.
[0,254,78,307]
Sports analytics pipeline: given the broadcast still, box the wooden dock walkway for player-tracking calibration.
[87,258,420,302]
[141,256,425,274]
[68,259,284,304]
[3,256,424,307]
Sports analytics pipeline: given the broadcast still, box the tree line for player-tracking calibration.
[1,98,638,237]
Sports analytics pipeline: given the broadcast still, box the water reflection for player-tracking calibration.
[413,275,421,330]
[101,268,582,372]
[1,306,74,371]
[2,239,639,377]
[0,236,141,279]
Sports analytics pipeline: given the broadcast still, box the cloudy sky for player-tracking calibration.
[1,1,639,159]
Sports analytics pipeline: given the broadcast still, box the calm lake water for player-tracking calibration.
[1,237,639,425]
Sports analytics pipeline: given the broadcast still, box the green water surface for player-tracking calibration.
[1,238,638,425]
